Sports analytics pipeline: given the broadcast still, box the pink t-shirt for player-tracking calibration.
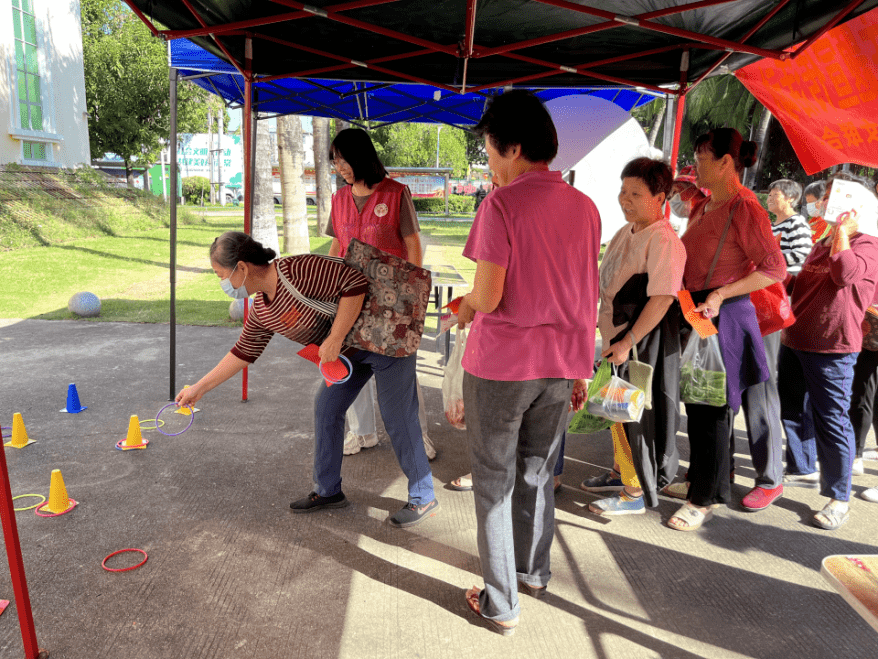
[598,219,686,348]
[682,187,786,290]
[461,170,601,381]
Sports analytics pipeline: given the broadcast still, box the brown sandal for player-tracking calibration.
[465,587,518,636]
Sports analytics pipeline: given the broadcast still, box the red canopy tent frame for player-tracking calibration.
[0,3,872,656]
[120,0,872,401]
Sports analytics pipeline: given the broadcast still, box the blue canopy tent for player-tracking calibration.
[171,38,655,128]
[164,37,656,399]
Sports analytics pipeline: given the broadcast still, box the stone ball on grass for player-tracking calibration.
[68,292,101,318]
[229,298,246,321]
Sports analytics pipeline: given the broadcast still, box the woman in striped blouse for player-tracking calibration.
[175,231,439,528]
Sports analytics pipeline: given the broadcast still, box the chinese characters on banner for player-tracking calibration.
[735,9,878,175]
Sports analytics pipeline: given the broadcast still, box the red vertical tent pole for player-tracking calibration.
[669,49,689,175]
[0,428,46,659]
[241,35,253,403]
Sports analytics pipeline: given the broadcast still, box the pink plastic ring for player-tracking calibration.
[102,548,148,572]
[155,403,194,436]
[35,499,77,517]
[115,438,149,451]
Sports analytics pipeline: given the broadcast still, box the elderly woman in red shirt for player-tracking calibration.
[779,172,878,530]
[669,128,786,532]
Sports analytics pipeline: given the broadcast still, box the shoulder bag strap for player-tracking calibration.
[276,261,339,317]
[703,197,744,290]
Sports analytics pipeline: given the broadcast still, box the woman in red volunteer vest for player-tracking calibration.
[325,128,436,461]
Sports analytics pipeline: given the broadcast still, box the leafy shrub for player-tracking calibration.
[182,176,210,205]
[412,194,474,214]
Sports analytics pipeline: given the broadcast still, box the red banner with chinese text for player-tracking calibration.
[735,9,878,175]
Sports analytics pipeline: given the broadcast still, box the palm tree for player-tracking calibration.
[253,117,281,255]
[313,117,332,235]
[277,115,309,255]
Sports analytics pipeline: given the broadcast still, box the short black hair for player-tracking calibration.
[769,179,803,205]
[474,90,558,163]
[620,157,673,198]
[803,180,827,201]
[210,231,277,269]
[330,128,387,187]
[694,127,758,170]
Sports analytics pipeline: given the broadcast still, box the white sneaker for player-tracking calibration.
[783,472,819,487]
[861,487,878,503]
[863,449,878,461]
[422,433,437,461]
[852,458,864,476]
[343,431,378,456]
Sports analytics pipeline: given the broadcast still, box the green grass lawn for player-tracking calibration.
[2,211,474,326]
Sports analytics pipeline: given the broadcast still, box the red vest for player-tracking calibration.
[331,177,407,260]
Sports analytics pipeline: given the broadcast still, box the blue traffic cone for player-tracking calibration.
[60,383,87,413]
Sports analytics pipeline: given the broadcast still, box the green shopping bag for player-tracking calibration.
[567,360,613,435]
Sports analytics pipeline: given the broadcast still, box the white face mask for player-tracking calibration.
[220,263,249,299]
[669,193,689,218]
[806,201,820,217]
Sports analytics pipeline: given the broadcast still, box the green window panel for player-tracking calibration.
[26,43,38,74]
[27,75,40,103]
[23,14,36,44]
[15,41,24,72]
[23,142,31,159]
[12,0,20,9]
[23,141,47,161]
[30,105,43,131]
[13,10,21,40]
[19,103,29,129]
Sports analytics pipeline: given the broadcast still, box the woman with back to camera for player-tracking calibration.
[175,231,439,529]
[668,128,786,531]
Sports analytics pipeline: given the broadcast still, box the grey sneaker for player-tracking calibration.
[580,470,624,493]
[388,499,439,528]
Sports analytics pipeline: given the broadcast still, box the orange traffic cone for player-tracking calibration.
[36,469,77,516]
[4,413,35,448]
[116,415,148,451]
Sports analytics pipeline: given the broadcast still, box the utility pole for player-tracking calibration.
[217,109,225,206]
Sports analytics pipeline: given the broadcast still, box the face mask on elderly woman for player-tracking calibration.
[806,201,820,217]
[670,194,689,218]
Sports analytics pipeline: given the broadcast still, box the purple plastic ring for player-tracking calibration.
[155,402,195,436]
[319,354,352,384]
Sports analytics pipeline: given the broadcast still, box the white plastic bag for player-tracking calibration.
[442,326,467,429]
[680,333,727,407]
[588,365,646,424]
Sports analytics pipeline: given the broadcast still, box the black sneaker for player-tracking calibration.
[388,499,439,528]
[290,491,349,513]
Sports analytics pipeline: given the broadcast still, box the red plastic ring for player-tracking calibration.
[115,438,149,451]
[102,548,148,572]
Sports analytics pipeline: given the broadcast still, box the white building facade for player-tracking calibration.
[0,0,90,167]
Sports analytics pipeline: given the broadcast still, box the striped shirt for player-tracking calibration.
[772,213,813,276]
[230,255,369,363]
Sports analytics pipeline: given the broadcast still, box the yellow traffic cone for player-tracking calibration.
[174,386,199,415]
[5,413,35,448]
[116,415,148,451]
[40,469,76,516]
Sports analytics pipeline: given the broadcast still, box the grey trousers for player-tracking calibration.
[463,372,572,622]
[738,330,784,488]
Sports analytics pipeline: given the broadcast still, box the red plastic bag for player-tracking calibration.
[750,281,795,336]
[442,327,467,429]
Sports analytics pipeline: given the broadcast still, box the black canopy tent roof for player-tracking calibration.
[122,0,878,401]
[130,0,878,94]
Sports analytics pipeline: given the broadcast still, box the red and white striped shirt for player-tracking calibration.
[230,255,369,363]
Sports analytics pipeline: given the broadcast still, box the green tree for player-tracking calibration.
[370,123,468,177]
[82,0,220,186]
